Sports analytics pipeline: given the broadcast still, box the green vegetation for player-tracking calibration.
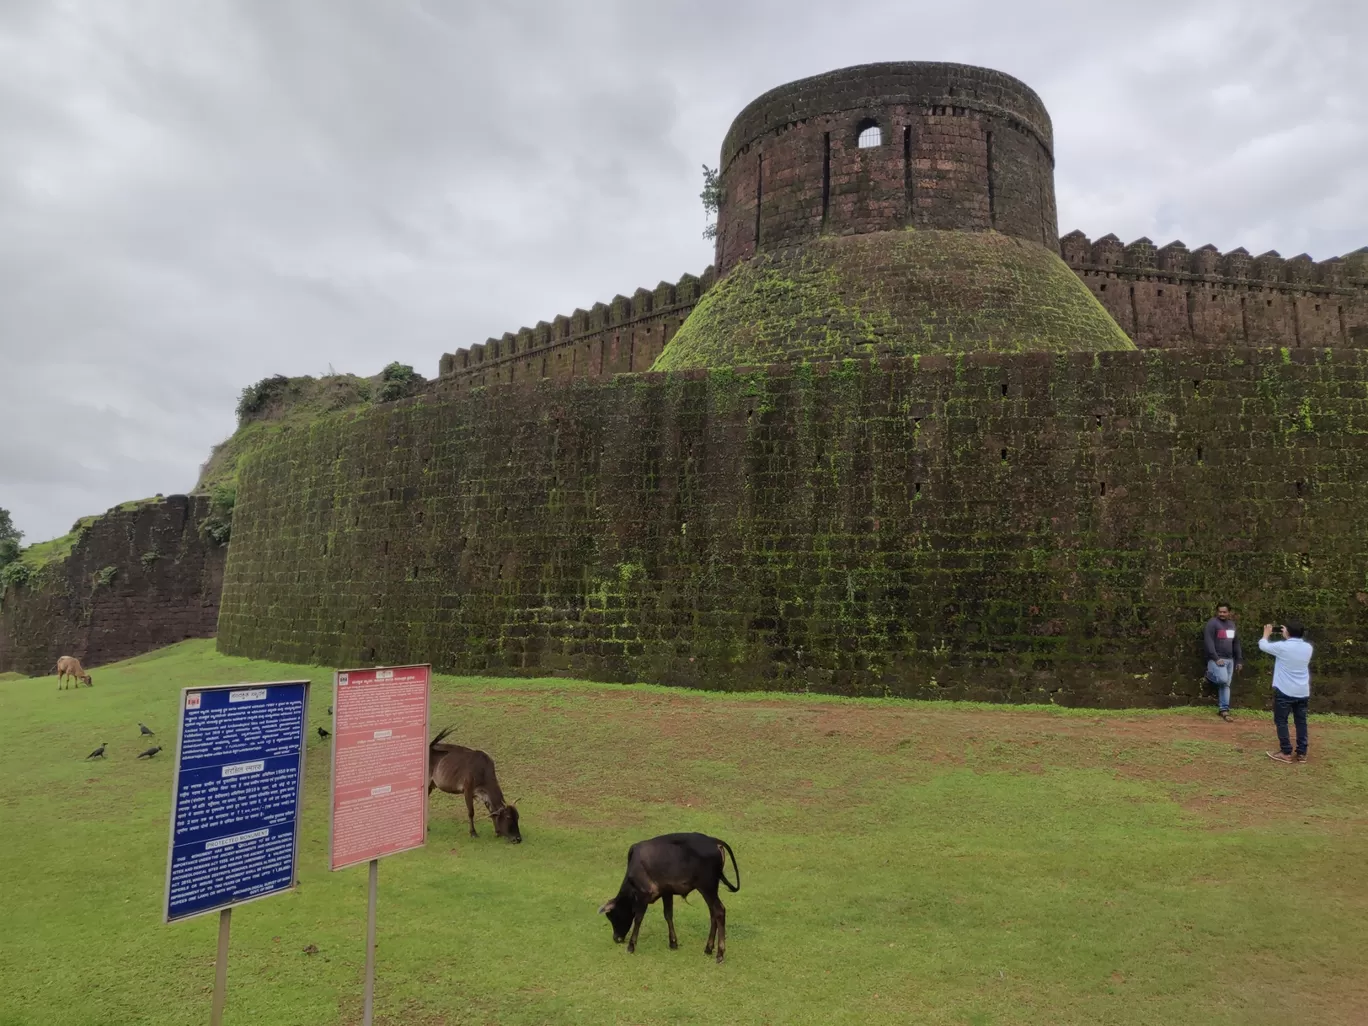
[0,513,98,594]
[3,640,1365,1026]
[198,366,427,494]
[0,505,20,557]
[700,164,721,241]
[376,361,420,403]
[653,229,1134,371]
[92,565,118,589]
[0,559,32,589]
[198,482,236,546]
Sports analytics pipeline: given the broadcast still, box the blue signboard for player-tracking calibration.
[164,681,310,923]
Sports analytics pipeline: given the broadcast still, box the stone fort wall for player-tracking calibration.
[1061,232,1368,349]
[0,496,226,676]
[219,348,1368,714]
[437,238,1368,389]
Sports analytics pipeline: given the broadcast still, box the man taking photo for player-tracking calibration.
[1202,603,1242,721]
[1259,620,1313,764]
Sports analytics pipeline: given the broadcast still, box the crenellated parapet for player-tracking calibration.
[1059,230,1367,348]
[437,267,716,388]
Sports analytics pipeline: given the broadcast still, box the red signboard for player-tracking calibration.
[329,664,431,871]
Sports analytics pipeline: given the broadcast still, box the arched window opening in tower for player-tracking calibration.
[857,121,882,148]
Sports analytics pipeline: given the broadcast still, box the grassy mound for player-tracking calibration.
[3,641,1366,1025]
[194,374,377,493]
[653,229,1133,371]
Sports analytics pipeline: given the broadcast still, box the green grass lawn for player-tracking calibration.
[2,640,1366,1026]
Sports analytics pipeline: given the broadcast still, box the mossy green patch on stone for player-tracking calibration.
[653,229,1133,371]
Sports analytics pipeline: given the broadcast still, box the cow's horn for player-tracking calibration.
[598,900,615,914]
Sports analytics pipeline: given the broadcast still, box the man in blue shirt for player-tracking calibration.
[1258,620,1313,764]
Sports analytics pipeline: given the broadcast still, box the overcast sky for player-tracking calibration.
[1,0,1364,543]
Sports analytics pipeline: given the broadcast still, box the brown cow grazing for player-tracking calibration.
[54,656,92,689]
[599,833,741,963]
[427,727,521,843]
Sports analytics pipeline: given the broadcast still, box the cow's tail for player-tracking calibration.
[718,839,741,892]
[430,725,455,748]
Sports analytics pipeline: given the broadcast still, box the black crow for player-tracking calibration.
[317,726,331,739]
[86,743,107,759]
[137,745,162,759]
[327,706,332,715]
[139,722,155,736]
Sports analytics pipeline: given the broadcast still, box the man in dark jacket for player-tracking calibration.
[1202,603,1243,721]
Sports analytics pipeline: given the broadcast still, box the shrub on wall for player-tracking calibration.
[235,374,294,423]
[199,483,236,545]
[0,560,32,590]
[376,362,419,403]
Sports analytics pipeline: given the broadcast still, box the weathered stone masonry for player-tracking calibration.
[0,496,226,676]
[219,350,1368,713]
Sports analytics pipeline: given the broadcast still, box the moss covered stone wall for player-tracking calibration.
[0,496,226,676]
[219,349,1368,712]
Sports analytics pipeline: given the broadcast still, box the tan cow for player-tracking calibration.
[54,655,92,689]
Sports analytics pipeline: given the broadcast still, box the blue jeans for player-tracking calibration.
[1205,660,1232,711]
[1273,688,1308,756]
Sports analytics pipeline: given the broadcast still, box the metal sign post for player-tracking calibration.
[329,664,431,1026]
[363,858,379,1024]
[211,908,231,1026]
[164,680,310,1024]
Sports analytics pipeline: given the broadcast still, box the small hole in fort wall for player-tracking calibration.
[1315,304,1321,311]
[1100,482,1106,496]
[1095,414,1102,428]
[1001,383,1008,396]
[1157,289,1164,296]
[1000,448,1008,463]
[1300,553,1311,570]
[1296,480,1304,496]
[1267,299,1273,306]
[1193,379,1201,395]
[382,540,388,554]
[915,482,922,496]
[415,510,424,527]
[1197,446,1203,464]
[747,408,754,422]
[857,120,882,148]
[1100,284,1107,292]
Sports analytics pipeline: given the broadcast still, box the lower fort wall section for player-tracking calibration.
[220,349,1368,713]
[0,496,226,676]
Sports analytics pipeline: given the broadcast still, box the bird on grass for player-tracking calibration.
[139,722,155,736]
[137,745,162,759]
[86,743,107,760]
[317,726,331,739]
[326,706,332,715]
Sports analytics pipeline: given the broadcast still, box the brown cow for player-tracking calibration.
[428,727,521,842]
[54,656,92,689]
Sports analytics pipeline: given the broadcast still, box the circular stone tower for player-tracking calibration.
[653,62,1132,371]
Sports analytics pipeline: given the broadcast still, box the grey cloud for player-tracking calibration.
[1,0,1364,542]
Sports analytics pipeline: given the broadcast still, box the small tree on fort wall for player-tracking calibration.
[700,165,721,241]
[0,506,21,568]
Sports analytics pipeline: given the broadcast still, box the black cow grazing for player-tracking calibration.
[599,833,740,963]
[427,727,521,843]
